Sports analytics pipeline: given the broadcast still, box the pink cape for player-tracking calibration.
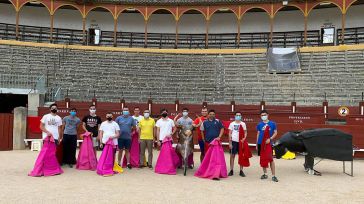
[155,136,180,175]
[28,136,63,177]
[76,132,98,171]
[122,130,140,167]
[194,139,228,179]
[96,139,116,176]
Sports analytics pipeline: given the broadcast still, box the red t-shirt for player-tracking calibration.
[193,116,207,140]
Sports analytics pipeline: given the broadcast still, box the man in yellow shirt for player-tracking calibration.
[138,109,156,168]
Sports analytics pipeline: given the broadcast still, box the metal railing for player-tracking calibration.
[4,23,364,48]
[0,22,327,49]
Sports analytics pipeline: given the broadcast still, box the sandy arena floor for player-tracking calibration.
[0,150,363,204]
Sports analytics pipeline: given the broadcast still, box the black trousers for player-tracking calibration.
[62,134,77,164]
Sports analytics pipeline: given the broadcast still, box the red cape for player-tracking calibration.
[238,125,252,167]
[259,126,273,168]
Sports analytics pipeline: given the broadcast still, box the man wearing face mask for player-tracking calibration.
[228,111,247,177]
[193,107,208,162]
[40,103,63,144]
[115,107,136,169]
[99,112,120,150]
[82,105,102,149]
[156,109,176,147]
[138,110,155,168]
[62,108,81,168]
[256,110,278,182]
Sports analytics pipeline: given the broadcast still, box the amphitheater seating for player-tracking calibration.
[0,43,363,106]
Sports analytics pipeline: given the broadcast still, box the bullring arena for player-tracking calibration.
[0,0,364,203]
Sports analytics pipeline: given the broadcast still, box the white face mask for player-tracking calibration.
[182,112,188,117]
[90,109,96,114]
[144,113,150,118]
[261,115,268,121]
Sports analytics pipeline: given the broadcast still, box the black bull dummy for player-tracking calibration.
[273,128,353,175]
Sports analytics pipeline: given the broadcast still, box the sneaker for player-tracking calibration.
[68,164,73,168]
[272,176,279,182]
[139,165,145,168]
[228,170,234,176]
[148,165,153,169]
[188,165,194,169]
[239,170,246,177]
[127,164,132,169]
[212,178,220,181]
[260,174,268,179]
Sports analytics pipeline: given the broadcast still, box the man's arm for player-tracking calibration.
[192,116,202,128]
[59,119,65,141]
[228,129,233,149]
[243,130,248,141]
[217,128,224,140]
[267,129,278,144]
[40,123,50,136]
[58,125,63,141]
[256,131,260,149]
[114,130,120,139]
[99,130,104,148]
[82,122,88,132]
[156,127,160,143]
[174,114,181,128]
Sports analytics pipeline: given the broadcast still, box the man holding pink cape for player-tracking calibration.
[29,104,63,177]
[195,109,227,180]
[97,112,120,176]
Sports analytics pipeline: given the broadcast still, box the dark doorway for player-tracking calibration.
[0,94,28,113]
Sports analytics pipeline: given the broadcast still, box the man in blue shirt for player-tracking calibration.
[256,110,278,182]
[115,107,136,169]
[200,109,224,151]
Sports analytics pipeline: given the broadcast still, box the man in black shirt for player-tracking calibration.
[82,105,102,149]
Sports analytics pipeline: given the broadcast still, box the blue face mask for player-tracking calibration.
[123,111,129,116]
[235,116,241,121]
[70,111,76,117]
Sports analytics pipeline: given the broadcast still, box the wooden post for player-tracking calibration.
[15,10,19,40]
[113,18,117,47]
[237,18,241,48]
[50,14,54,42]
[269,17,273,47]
[144,19,148,48]
[175,19,179,49]
[205,19,209,49]
[304,15,308,46]
[82,17,86,44]
[341,12,346,44]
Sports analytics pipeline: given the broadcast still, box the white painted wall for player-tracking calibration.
[1,3,364,33]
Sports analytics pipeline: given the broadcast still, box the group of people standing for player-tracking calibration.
[30,103,278,182]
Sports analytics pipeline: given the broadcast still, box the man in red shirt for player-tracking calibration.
[193,107,208,162]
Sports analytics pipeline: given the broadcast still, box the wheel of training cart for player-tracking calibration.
[184,161,187,176]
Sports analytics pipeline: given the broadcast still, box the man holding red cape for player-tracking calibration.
[228,111,252,177]
[256,110,278,182]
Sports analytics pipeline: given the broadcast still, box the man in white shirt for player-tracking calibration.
[228,111,247,177]
[40,103,63,143]
[99,112,120,148]
[156,109,176,146]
